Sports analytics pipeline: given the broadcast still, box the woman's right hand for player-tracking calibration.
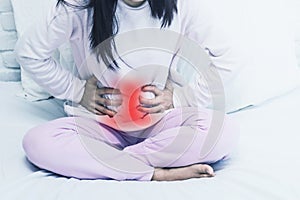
[79,76,122,117]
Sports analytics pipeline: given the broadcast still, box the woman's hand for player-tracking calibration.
[138,80,174,114]
[79,76,122,117]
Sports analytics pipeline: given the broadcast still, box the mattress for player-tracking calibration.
[0,82,299,200]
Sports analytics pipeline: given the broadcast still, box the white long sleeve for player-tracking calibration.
[15,2,86,103]
[14,0,239,107]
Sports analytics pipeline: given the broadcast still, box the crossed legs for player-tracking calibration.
[23,107,238,181]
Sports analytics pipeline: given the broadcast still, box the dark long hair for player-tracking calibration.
[57,0,178,69]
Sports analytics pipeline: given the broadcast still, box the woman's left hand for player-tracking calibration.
[138,80,174,114]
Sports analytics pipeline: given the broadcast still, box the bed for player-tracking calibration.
[0,81,299,200]
[1,0,300,199]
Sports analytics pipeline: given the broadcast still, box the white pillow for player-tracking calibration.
[177,0,300,113]
[11,0,75,101]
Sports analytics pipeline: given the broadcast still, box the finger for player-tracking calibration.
[139,96,161,106]
[93,110,105,116]
[94,103,116,117]
[88,75,98,84]
[142,85,163,96]
[85,105,104,116]
[97,88,121,95]
[165,79,174,90]
[138,104,164,114]
[96,98,123,107]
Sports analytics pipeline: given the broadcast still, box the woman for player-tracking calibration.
[15,0,238,181]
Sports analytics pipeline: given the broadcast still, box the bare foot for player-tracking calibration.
[152,164,215,181]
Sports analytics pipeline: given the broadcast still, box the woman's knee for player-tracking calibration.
[222,114,240,154]
[185,107,223,132]
[200,114,239,163]
[22,118,77,164]
[23,125,48,164]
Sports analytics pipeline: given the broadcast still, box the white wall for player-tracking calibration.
[294,0,300,67]
[0,0,20,81]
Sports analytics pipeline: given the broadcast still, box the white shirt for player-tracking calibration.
[15,0,236,108]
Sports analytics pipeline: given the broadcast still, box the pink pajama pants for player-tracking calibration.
[22,107,238,181]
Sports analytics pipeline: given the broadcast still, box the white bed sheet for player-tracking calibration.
[0,82,299,200]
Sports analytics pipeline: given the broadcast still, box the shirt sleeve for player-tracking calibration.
[15,2,86,103]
